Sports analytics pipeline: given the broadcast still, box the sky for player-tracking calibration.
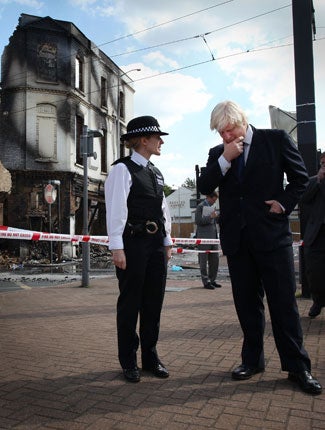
[0,0,324,187]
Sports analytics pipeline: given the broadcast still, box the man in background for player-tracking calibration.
[300,151,325,319]
[195,191,221,290]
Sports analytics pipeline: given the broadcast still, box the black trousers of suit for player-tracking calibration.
[115,232,167,369]
[227,229,311,372]
[304,224,325,306]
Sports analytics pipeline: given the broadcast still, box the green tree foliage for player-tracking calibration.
[163,184,174,196]
[182,178,196,189]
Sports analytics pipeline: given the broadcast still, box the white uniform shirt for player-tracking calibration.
[105,151,173,250]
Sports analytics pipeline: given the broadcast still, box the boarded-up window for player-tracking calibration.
[36,104,57,160]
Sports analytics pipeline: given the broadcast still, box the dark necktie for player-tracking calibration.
[236,143,246,181]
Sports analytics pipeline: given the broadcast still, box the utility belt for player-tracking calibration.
[124,219,165,237]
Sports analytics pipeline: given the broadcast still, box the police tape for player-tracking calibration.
[0,226,221,245]
[0,226,109,245]
[0,226,302,252]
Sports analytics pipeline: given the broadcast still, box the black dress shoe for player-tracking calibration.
[123,367,140,383]
[288,371,322,395]
[203,282,215,290]
[232,364,264,380]
[142,363,169,378]
[308,303,322,318]
[211,281,222,288]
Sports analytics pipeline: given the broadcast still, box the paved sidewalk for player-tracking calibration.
[0,272,324,429]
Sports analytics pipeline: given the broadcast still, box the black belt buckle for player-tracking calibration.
[145,221,158,234]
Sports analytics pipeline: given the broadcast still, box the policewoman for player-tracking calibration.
[105,116,173,383]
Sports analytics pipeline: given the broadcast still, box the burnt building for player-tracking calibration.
[0,14,135,259]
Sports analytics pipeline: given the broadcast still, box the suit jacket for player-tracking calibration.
[299,175,325,246]
[198,126,309,255]
[195,199,218,239]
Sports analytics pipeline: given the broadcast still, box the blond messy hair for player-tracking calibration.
[210,100,248,133]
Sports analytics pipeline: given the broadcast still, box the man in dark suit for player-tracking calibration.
[300,152,325,318]
[198,100,322,395]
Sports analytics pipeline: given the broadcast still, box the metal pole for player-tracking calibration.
[49,201,53,265]
[292,0,317,176]
[51,180,61,262]
[292,0,317,298]
[116,73,121,158]
[57,182,61,262]
[178,187,181,237]
[82,125,90,287]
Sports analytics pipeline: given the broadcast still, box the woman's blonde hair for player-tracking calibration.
[124,137,141,149]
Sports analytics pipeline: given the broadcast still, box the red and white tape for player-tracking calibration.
[0,226,109,245]
[0,226,302,253]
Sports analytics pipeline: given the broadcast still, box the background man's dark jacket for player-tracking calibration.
[300,175,325,246]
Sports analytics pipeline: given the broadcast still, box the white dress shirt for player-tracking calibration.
[218,125,253,175]
[105,151,173,250]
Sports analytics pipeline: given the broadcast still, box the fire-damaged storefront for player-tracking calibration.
[0,14,134,260]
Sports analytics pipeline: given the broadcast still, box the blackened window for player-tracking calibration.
[119,90,125,119]
[37,43,57,82]
[100,129,107,173]
[76,115,84,165]
[101,77,107,107]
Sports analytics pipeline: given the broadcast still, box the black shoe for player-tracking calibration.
[142,362,169,378]
[288,370,322,395]
[203,282,215,290]
[123,367,140,383]
[308,303,322,318]
[211,281,222,288]
[231,364,264,380]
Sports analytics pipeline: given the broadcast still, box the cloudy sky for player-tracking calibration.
[1,0,324,186]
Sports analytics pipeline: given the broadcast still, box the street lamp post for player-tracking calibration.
[178,187,181,237]
[81,125,103,287]
[116,68,141,154]
[51,180,61,262]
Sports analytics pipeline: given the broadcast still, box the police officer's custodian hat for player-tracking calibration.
[120,116,169,141]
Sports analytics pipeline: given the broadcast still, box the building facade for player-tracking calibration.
[0,14,135,258]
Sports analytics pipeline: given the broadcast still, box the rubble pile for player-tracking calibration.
[0,243,113,270]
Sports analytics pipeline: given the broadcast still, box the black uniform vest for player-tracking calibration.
[113,156,165,224]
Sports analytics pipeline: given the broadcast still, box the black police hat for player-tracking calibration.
[120,116,169,141]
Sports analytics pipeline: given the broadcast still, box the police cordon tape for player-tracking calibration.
[0,226,302,254]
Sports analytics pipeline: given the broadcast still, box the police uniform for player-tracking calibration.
[105,116,172,381]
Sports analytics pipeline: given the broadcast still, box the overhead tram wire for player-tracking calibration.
[110,4,292,59]
[96,0,235,48]
[4,38,304,120]
[0,1,234,86]
[4,3,289,85]
[4,5,324,118]
[6,32,325,119]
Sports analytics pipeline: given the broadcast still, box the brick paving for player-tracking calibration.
[0,269,324,429]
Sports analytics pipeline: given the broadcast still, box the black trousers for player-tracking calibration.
[304,225,325,306]
[227,230,311,372]
[115,232,167,369]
